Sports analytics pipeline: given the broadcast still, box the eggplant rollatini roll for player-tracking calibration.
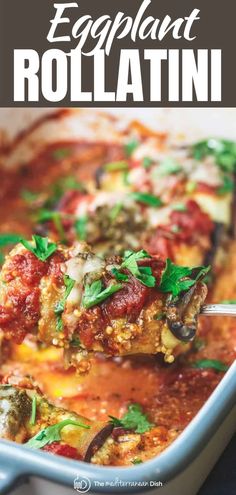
[0,237,209,370]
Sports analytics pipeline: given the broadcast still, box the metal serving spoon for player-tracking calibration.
[201,304,236,317]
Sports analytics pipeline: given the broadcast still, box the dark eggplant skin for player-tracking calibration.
[84,423,113,462]
[0,384,113,461]
[166,282,208,342]
[204,222,225,267]
[94,166,105,189]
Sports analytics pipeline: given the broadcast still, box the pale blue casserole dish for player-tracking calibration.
[0,361,235,495]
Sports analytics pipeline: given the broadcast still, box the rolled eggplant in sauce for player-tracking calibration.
[39,186,216,265]
[0,238,208,370]
[0,383,112,461]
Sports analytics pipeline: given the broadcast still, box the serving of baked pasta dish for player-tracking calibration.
[0,109,235,466]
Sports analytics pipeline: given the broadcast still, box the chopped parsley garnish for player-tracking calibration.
[0,233,22,267]
[217,175,234,195]
[0,233,22,247]
[155,157,182,176]
[111,267,129,282]
[171,225,181,234]
[121,250,156,288]
[192,359,229,372]
[75,215,88,241]
[46,177,85,208]
[21,235,57,262]
[142,156,153,169]
[109,203,123,222]
[220,299,236,304]
[55,275,75,331]
[52,148,71,161]
[37,209,66,242]
[70,337,81,347]
[104,161,128,172]
[192,138,236,173]
[82,279,122,309]
[154,312,166,321]
[62,176,84,191]
[132,458,143,464]
[123,170,130,185]
[159,258,210,298]
[172,203,187,212]
[186,181,197,193]
[25,419,90,449]
[30,396,37,426]
[193,338,206,351]
[130,192,162,208]
[124,139,139,157]
[21,189,40,203]
[109,403,153,434]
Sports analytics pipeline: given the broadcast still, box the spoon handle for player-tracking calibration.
[201,304,236,317]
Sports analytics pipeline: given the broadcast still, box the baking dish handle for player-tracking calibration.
[0,466,26,495]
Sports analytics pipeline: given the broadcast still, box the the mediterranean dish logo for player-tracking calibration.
[74,475,91,493]
[73,475,163,492]
[13,0,222,104]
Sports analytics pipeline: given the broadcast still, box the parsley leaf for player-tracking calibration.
[120,250,156,288]
[109,203,123,222]
[21,235,57,262]
[193,338,206,351]
[217,175,234,195]
[37,209,66,242]
[154,312,166,321]
[154,157,182,177]
[142,156,153,169]
[192,138,236,173]
[82,279,122,309]
[123,170,130,185]
[0,233,23,265]
[25,419,90,450]
[171,225,181,234]
[186,181,197,193]
[132,458,143,464]
[220,299,236,304]
[111,267,129,282]
[70,337,81,348]
[192,359,229,372]
[159,258,210,298]
[124,139,139,157]
[21,189,40,203]
[52,148,71,161]
[109,403,153,434]
[122,249,151,267]
[130,192,162,208]
[75,216,88,241]
[54,275,75,331]
[46,177,85,209]
[104,161,128,172]
[62,176,84,191]
[138,266,156,287]
[30,396,37,426]
[0,233,22,247]
[172,203,187,212]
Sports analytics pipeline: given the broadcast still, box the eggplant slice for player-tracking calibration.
[166,282,207,342]
[0,384,112,461]
[204,222,225,267]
